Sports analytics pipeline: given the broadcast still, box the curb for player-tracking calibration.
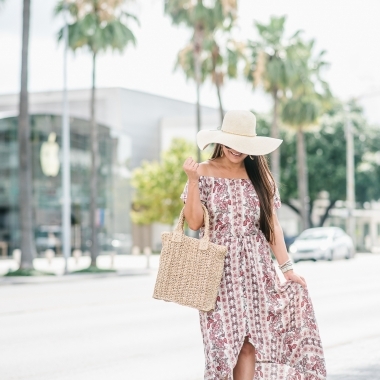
[0,269,152,286]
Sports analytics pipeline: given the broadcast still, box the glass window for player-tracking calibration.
[0,114,132,256]
[298,228,331,240]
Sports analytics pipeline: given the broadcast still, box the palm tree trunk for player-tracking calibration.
[18,0,35,269]
[195,76,201,163]
[296,126,310,230]
[90,51,99,266]
[211,45,224,125]
[271,90,280,185]
[194,25,202,163]
[215,80,224,125]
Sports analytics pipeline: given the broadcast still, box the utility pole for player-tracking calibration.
[344,90,380,251]
[345,105,355,248]
[61,0,71,274]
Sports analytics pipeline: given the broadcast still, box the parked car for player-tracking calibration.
[284,235,297,251]
[98,233,132,254]
[289,227,355,262]
[110,233,132,254]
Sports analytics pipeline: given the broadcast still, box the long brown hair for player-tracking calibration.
[211,144,276,244]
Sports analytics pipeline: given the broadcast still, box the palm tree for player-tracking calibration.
[165,0,236,159]
[55,0,138,267]
[177,36,244,124]
[281,39,331,230]
[0,0,36,273]
[245,16,301,184]
[209,38,244,124]
[18,0,36,270]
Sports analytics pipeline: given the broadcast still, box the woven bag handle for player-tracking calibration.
[171,204,210,250]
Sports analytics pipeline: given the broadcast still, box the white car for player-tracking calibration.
[289,227,355,262]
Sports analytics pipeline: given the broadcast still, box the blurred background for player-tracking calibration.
[0,1,379,379]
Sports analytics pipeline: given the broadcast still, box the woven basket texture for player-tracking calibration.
[153,205,227,312]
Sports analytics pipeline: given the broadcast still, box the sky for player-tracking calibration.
[0,0,380,124]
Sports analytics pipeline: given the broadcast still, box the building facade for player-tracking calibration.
[0,88,220,256]
[0,112,131,256]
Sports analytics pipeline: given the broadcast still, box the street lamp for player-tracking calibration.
[344,105,355,248]
[61,0,71,274]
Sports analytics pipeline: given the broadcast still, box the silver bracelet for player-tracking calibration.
[279,259,291,269]
[278,259,293,273]
[281,264,293,273]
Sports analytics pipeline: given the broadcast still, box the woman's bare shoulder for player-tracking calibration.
[198,160,215,177]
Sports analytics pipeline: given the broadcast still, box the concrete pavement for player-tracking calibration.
[0,255,156,285]
[0,253,379,379]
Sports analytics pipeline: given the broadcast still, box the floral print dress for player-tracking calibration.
[180,176,326,380]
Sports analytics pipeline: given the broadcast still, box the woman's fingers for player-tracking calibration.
[183,157,194,168]
[183,157,198,170]
[285,271,307,288]
[299,276,307,288]
[183,157,200,179]
[287,274,307,288]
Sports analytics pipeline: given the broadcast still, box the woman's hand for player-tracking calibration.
[183,157,200,183]
[284,270,307,288]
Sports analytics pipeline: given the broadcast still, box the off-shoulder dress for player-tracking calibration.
[180,176,326,380]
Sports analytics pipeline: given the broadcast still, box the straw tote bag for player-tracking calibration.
[153,204,227,312]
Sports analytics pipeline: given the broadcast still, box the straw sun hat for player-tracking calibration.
[197,110,282,156]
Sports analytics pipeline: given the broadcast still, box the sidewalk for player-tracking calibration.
[0,254,160,285]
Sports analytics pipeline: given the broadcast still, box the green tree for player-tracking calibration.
[245,16,301,184]
[131,139,196,226]
[55,0,138,266]
[18,0,37,270]
[281,38,331,230]
[279,102,380,228]
[165,0,236,159]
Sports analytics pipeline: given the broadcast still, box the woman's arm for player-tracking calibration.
[182,157,204,230]
[270,213,307,288]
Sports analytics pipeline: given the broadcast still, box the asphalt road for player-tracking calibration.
[1,253,380,380]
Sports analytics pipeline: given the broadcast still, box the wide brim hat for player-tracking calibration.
[197,110,282,156]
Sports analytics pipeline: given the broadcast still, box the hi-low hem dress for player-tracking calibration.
[181,176,326,380]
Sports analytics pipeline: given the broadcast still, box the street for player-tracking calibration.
[1,253,380,380]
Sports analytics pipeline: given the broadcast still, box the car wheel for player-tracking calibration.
[327,250,334,261]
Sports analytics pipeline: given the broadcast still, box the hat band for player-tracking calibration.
[221,129,257,138]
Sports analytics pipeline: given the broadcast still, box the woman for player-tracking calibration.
[180,110,326,380]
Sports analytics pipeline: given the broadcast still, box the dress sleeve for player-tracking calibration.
[273,184,282,210]
[180,177,208,205]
